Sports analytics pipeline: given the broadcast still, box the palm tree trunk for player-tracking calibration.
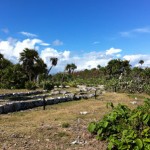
[47,65,53,75]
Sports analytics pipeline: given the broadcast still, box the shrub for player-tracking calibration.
[42,81,54,90]
[88,99,150,150]
[144,85,150,95]
[25,81,37,90]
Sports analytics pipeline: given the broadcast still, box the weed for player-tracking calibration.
[62,122,70,128]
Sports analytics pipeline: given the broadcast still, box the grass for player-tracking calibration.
[0,92,149,150]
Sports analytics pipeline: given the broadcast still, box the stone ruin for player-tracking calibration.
[0,85,105,114]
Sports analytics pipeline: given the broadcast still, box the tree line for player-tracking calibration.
[0,48,77,89]
[0,48,149,94]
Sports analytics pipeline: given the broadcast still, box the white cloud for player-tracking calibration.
[0,40,14,60]
[123,54,150,67]
[0,38,45,63]
[40,42,50,46]
[0,37,149,73]
[52,39,63,46]
[20,31,38,37]
[0,39,126,73]
[106,47,122,55]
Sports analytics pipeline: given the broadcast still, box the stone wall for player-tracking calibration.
[0,85,105,114]
[0,96,81,114]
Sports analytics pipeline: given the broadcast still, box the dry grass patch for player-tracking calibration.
[0,92,149,150]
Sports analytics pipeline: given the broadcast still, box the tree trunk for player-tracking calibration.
[47,65,53,75]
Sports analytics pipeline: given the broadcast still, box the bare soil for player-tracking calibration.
[0,92,149,150]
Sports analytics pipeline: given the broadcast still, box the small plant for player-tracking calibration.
[62,122,70,128]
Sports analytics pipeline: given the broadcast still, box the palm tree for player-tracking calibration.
[97,65,101,70]
[47,57,58,75]
[139,60,144,67]
[34,58,47,82]
[70,63,77,74]
[65,63,77,74]
[19,48,39,81]
[65,64,72,74]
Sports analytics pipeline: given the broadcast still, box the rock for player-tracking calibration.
[60,91,67,95]
[65,85,70,88]
[51,91,60,95]
[45,139,50,142]
[98,85,105,90]
[87,93,95,98]
[80,111,88,115]
[130,101,137,105]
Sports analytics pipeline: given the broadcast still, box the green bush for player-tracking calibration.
[42,81,54,90]
[144,85,150,95]
[88,99,150,150]
[25,81,37,90]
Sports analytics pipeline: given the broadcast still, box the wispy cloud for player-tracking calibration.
[120,27,150,37]
[92,41,100,45]
[20,31,38,37]
[1,28,9,34]
[39,42,50,46]
[133,27,150,33]
[106,47,122,55]
[52,39,63,46]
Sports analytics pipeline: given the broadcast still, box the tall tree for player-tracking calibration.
[65,64,72,74]
[70,63,77,73]
[47,57,58,75]
[0,53,13,69]
[106,59,131,77]
[139,60,144,66]
[19,48,39,81]
[65,63,77,74]
[34,58,47,82]
[97,64,101,70]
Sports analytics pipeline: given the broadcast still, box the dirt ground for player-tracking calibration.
[0,92,149,150]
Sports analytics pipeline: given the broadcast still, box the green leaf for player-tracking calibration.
[103,121,109,128]
[143,138,150,143]
[143,113,148,120]
[143,115,150,125]
[135,139,143,149]
[107,142,114,150]
[88,122,97,133]
[97,128,103,135]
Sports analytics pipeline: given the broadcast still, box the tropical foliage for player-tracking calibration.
[0,49,47,89]
[88,98,150,150]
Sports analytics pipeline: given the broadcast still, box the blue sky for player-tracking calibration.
[0,0,150,72]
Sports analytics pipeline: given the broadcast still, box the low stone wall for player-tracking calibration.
[0,85,104,114]
[0,95,82,114]
[0,90,47,99]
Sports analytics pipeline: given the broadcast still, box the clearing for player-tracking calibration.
[0,92,149,150]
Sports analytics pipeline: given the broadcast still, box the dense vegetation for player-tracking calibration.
[88,99,150,150]
[0,48,150,94]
